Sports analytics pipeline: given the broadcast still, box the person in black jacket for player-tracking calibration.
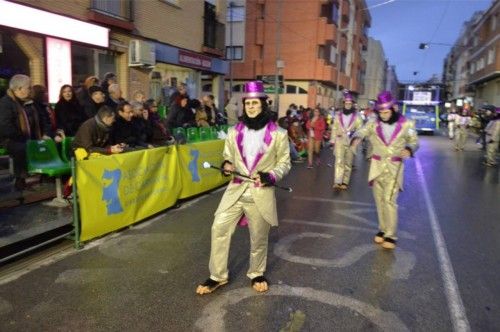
[111,101,150,150]
[72,105,123,157]
[83,85,106,119]
[0,75,43,190]
[54,84,86,137]
[166,95,195,131]
[131,101,154,148]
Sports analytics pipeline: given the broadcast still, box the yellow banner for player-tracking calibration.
[76,146,181,241]
[177,140,229,199]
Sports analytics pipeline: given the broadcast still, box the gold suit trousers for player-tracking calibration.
[334,143,354,185]
[372,168,400,240]
[455,127,468,150]
[209,188,271,282]
[486,141,498,165]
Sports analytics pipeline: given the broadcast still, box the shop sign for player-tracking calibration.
[178,50,212,70]
[0,0,109,47]
[46,37,72,103]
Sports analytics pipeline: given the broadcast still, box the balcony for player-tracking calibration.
[203,2,225,56]
[88,0,134,30]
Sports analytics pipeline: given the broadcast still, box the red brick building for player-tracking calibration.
[226,0,370,115]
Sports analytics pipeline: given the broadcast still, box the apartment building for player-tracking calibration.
[226,0,370,115]
[357,37,386,109]
[0,0,228,106]
[467,0,500,106]
[443,11,484,105]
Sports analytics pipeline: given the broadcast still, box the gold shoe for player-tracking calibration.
[382,238,396,249]
[374,232,384,244]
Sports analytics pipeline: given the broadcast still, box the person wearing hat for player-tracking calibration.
[350,91,419,249]
[196,81,291,295]
[453,107,471,151]
[483,108,500,167]
[330,92,363,189]
[83,85,106,119]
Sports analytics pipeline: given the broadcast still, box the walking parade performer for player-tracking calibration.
[196,81,291,295]
[454,107,471,151]
[484,108,500,167]
[330,92,363,190]
[351,91,419,249]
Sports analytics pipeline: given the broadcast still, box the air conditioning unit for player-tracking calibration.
[129,40,155,67]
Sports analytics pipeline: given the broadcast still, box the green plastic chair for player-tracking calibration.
[210,126,219,139]
[173,127,185,137]
[60,137,74,163]
[218,124,229,134]
[27,139,71,205]
[186,127,200,143]
[158,105,167,120]
[199,127,211,141]
[27,140,71,176]
[0,147,7,155]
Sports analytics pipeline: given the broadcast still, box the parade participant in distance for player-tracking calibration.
[351,91,419,249]
[196,81,291,295]
[484,107,500,167]
[454,107,471,151]
[330,92,363,189]
[305,107,327,168]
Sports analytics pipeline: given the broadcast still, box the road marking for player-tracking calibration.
[415,158,470,331]
[273,232,415,279]
[195,285,409,331]
[282,219,416,240]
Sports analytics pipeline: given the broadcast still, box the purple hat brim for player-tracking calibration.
[242,92,267,98]
[376,100,396,111]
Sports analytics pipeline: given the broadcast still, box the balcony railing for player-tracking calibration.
[90,0,132,21]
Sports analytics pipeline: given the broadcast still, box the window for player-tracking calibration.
[204,1,217,48]
[226,46,243,60]
[232,84,243,92]
[318,45,326,60]
[340,52,347,73]
[286,85,297,94]
[491,15,497,32]
[487,48,495,65]
[332,2,339,25]
[329,45,337,64]
[91,0,132,20]
[320,2,339,25]
[259,4,265,19]
[227,5,245,22]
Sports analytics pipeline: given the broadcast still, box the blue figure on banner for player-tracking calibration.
[188,149,201,182]
[102,169,124,215]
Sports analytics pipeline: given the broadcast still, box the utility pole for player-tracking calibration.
[335,0,344,109]
[274,0,283,114]
[229,1,234,98]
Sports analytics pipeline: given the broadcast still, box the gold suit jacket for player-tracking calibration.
[215,121,291,226]
[354,116,418,189]
[330,112,363,146]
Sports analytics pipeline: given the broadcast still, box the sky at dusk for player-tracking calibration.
[367,0,493,83]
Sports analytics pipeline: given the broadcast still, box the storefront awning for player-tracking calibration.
[0,0,109,47]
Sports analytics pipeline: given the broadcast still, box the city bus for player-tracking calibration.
[401,85,442,134]
[401,102,440,133]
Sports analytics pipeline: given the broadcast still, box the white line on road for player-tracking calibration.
[415,158,470,332]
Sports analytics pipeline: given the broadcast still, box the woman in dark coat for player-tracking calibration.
[54,84,86,136]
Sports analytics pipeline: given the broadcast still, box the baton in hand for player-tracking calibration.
[202,162,293,192]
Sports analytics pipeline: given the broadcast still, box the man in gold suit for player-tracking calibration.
[330,92,363,190]
[351,91,418,249]
[196,81,291,295]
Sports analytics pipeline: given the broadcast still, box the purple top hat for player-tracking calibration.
[343,91,354,102]
[375,91,396,111]
[242,80,267,98]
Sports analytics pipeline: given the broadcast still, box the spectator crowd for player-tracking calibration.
[0,74,229,191]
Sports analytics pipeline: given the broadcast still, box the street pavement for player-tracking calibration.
[0,133,498,331]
